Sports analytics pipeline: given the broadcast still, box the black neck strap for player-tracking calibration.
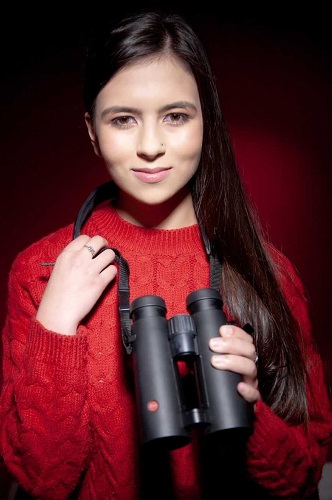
[73,181,222,353]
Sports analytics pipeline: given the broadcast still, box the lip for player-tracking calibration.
[132,167,172,183]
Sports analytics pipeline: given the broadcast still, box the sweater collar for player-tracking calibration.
[87,203,206,257]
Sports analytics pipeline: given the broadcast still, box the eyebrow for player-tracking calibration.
[100,101,198,118]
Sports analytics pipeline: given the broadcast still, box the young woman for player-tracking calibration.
[0,10,331,500]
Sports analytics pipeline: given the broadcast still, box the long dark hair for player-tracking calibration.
[83,10,309,423]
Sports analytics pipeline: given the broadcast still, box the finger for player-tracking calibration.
[209,336,256,361]
[219,324,254,342]
[210,354,257,378]
[61,234,91,251]
[237,381,261,404]
[61,234,109,254]
[92,248,117,274]
[99,263,117,286]
[80,235,110,258]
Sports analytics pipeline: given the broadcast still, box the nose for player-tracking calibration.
[136,126,165,159]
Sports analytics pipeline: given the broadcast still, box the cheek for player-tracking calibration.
[177,125,203,163]
[97,131,132,164]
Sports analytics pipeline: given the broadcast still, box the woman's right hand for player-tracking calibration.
[36,235,117,335]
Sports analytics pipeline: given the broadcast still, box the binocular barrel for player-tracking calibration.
[130,295,191,449]
[130,288,252,449]
[186,289,252,435]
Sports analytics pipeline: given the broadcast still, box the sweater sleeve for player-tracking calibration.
[246,250,332,497]
[0,252,92,499]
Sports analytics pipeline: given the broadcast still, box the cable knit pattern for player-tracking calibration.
[0,204,331,499]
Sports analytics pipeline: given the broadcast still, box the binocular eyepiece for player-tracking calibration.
[130,288,253,450]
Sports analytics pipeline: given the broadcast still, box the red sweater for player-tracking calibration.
[0,205,331,499]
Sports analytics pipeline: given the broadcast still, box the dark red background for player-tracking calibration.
[0,3,331,489]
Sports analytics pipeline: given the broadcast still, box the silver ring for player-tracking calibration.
[84,244,96,257]
[254,353,259,364]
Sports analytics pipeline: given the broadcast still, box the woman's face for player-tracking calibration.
[85,55,203,212]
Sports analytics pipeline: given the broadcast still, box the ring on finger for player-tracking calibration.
[84,244,96,257]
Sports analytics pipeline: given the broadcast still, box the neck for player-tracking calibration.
[114,189,197,229]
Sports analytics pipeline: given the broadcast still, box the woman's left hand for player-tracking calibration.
[209,324,261,405]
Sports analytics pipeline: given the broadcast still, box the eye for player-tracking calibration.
[164,113,189,124]
[110,115,136,128]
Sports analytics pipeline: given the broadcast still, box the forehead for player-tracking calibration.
[120,53,194,78]
[96,54,200,106]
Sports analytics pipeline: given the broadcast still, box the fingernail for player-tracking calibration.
[211,355,227,367]
[221,325,233,336]
[209,338,220,349]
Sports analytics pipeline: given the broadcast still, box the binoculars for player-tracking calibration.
[130,288,253,450]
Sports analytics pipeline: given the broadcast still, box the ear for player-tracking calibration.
[84,112,102,157]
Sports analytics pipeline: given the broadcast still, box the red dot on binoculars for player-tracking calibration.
[147,400,159,412]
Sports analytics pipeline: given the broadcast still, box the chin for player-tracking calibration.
[131,192,177,207]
